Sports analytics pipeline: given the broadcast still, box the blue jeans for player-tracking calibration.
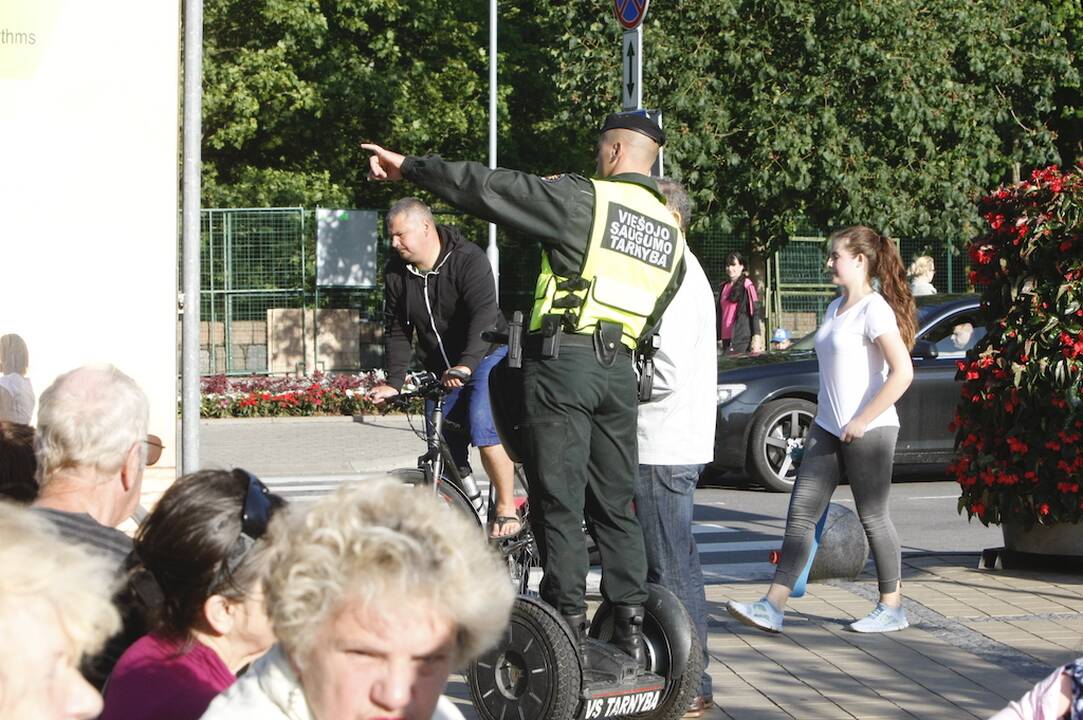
[425,347,508,472]
[635,463,711,698]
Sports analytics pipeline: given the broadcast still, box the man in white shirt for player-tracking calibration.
[635,179,717,716]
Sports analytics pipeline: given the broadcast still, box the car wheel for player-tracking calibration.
[747,398,816,493]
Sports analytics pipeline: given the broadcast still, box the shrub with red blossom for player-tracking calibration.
[200,370,422,418]
[952,165,1083,528]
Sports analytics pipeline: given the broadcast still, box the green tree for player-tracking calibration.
[539,0,1075,264]
[1047,0,1082,166]
[201,0,499,209]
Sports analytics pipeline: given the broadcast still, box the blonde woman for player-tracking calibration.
[201,478,515,720]
[0,501,121,719]
[908,255,936,296]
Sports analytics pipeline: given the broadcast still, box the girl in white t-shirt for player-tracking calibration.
[728,226,917,634]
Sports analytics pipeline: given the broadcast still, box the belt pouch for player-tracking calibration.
[593,321,623,368]
[540,314,562,359]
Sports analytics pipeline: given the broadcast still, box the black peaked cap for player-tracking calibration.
[600,112,665,147]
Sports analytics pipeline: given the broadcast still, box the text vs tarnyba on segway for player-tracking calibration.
[469,313,703,720]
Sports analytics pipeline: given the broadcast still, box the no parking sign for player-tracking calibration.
[613,0,649,30]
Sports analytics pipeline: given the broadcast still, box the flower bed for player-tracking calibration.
[201,371,421,418]
[952,165,1083,528]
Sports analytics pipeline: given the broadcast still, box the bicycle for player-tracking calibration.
[382,370,539,594]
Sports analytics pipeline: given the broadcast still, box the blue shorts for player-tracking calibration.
[426,347,508,470]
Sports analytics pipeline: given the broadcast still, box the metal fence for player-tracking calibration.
[196,208,971,374]
[200,208,307,374]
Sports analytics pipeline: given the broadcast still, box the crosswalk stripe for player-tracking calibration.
[265,475,783,583]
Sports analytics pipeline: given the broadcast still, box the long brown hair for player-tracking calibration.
[831,226,917,348]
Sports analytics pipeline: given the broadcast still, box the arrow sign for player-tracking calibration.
[622,28,642,111]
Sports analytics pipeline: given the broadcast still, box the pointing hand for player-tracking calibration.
[360,143,405,182]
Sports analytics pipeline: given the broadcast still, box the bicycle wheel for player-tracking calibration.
[387,469,483,528]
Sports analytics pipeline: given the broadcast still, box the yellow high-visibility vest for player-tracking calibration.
[529,178,685,348]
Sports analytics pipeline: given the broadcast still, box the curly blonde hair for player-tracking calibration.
[908,254,935,279]
[0,502,120,692]
[264,479,514,669]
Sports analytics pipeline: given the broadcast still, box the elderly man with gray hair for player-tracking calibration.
[32,364,152,688]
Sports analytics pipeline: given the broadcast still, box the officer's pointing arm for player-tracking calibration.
[399,156,590,252]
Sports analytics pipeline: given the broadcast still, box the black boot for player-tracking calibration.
[562,612,591,668]
[611,605,645,666]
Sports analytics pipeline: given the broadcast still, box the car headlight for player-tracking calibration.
[716,383,747,406]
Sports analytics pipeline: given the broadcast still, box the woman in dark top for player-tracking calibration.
[100,469,285,720]
[718,251,764,353]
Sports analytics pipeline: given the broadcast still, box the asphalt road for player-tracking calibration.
[697,468,1004,556]
[201,417,1002,581]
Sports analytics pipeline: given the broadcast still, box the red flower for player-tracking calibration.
[1040,503,1051,516]
[971,502,986,517]
[1007,436,1029,454]
[970,244,996,265]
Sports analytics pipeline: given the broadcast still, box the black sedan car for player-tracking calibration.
[711,295,983,491]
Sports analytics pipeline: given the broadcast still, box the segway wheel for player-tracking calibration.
[469,596,581,720]
[589,583,703,720]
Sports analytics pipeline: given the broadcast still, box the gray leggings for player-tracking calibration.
[774,423,901,594]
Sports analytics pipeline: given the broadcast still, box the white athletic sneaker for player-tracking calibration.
[726,598,784,633]
[849,602,909,633]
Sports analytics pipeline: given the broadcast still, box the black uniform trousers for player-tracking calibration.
[521,345,648,616]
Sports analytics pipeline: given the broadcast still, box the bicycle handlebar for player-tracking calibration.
[380,371,450,410]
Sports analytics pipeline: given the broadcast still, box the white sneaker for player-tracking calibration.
[849,602,909,633]
[726,598,784,633]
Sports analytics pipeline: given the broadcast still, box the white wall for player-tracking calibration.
[0,0,180,473]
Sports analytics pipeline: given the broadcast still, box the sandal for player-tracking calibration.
[489,515,523,539]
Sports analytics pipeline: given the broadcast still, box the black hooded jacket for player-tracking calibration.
[383,224,508,389]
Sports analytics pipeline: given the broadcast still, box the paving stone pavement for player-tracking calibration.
[145,418,1083,720]
[446,555,1083,720]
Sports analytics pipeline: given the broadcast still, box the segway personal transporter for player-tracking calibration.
[468,313,702,720]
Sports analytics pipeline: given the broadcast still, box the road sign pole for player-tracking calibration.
[621,27,642,111]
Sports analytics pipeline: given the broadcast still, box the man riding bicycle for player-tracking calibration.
[366,198,522,539]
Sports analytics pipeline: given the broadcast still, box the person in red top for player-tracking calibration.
[100,469,284,720]
[718,251,764,353]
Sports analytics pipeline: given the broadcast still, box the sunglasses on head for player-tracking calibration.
[211,468,275,591]
[143,435,164,466]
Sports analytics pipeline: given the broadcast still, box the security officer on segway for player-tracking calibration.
[362,112,685,666]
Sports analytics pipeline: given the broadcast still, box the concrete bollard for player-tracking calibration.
[807,502,869,582]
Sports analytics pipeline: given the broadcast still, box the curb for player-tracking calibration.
[199,415,416,426]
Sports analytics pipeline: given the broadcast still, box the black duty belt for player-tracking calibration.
[522,332,633,357]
